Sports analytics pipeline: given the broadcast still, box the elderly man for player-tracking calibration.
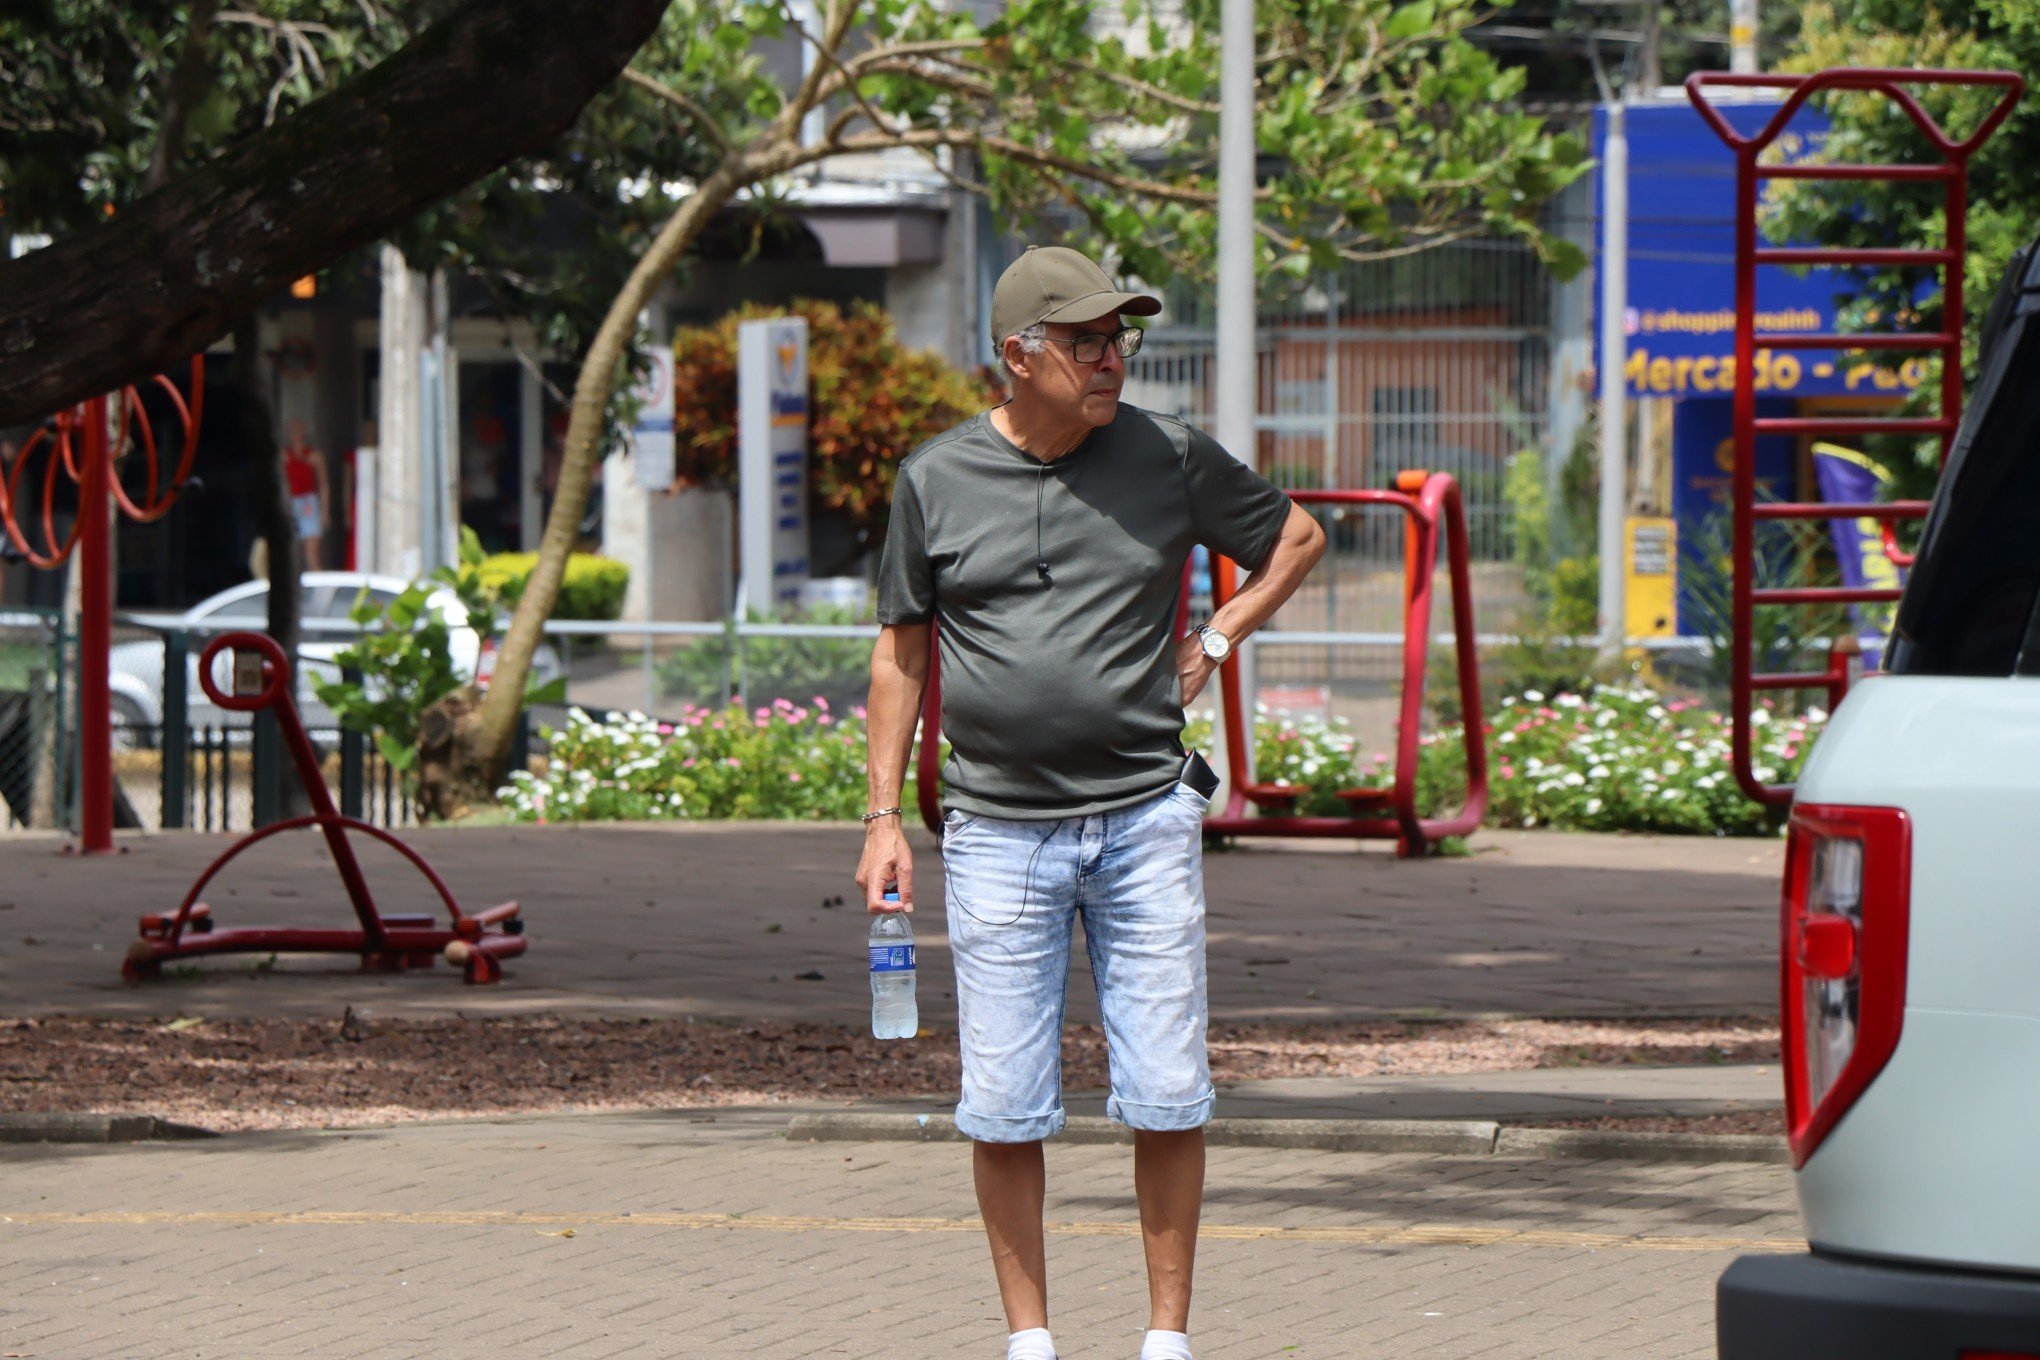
[857,245,1325,1360]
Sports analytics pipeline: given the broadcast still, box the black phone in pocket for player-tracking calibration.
[1180,749,1220,800]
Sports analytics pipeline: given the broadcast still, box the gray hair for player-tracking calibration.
[998,322,1047,374]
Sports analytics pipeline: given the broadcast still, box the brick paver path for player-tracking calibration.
[1,825,1782,1024]
[0,1109,1798,1358]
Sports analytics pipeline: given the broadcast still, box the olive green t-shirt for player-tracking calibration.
[877,403,1292,819]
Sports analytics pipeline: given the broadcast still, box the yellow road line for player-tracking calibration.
[0,1209,1799,1253]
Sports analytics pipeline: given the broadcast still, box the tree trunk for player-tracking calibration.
[0,0,673,429]
[413,152,765,815]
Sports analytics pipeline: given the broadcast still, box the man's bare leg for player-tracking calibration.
[1133,1128,1205,1333]
[975,1139,1050,1332]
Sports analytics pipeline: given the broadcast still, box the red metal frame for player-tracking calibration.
[4,358,205,853]
[121,632,528,985]
[1685,68,2024,806]
[912,470,1489,858]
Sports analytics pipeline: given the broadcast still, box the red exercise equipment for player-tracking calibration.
[1685,66,2024,806]
[912,469,1488,858]
[122,632,528,985]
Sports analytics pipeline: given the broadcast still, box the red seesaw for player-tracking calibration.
[122,632,528,985]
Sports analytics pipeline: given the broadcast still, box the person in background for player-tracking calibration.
[281,419,330,569]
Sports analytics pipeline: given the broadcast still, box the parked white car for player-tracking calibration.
[108,572,564,740]
[1716,244,2040,1352]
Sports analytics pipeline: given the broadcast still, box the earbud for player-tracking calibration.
[1036,561,1052,584]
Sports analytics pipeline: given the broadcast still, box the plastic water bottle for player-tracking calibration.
[869,893,918,1039]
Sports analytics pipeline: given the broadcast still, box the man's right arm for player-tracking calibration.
[857,621,931,913]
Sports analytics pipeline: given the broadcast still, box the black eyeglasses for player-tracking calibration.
[1043,327,1144,365]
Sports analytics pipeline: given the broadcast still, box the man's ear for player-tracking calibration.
[1000,336,1032,382]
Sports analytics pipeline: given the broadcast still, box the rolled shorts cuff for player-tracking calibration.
[1106,1090,1215,1132]
[955,1103,1067,1144]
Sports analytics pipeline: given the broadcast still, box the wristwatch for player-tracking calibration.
[1193,623,1233,662]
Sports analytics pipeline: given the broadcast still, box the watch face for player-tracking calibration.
[1201,630,1229,660]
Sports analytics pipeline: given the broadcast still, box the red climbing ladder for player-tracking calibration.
[1685,66,2023,805]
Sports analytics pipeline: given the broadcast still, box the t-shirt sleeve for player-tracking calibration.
[876,469,935,624]
[1181,424,1294,571]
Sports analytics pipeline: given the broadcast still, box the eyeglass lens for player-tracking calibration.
[1072,328,1143,364]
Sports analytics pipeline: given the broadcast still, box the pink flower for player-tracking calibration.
[688,714,705,727]
[818,714,835,726]
[754,708,772,723]
[852,705,868,719]
[788,772,803,782]
[814,696,830,710]
[682,757,696,768]
[774,697,794,711]
[725,757,742,768]
[657,723,674,735]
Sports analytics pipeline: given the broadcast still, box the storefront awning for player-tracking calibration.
[795,207,946,268]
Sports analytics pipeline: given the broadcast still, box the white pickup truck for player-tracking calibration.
[1716,244,2040,1352]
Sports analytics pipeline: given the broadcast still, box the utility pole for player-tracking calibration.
[1216,0,1256,790]
[1731,0,1759,73]
[1597,100,1629,659]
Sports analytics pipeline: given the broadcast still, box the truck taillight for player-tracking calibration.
[1781,805,1911,1169]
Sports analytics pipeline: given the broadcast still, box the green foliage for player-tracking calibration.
[1676,505,1850,709]
[667,300,997,532]
[622,0,1592,292]
[1771,1,2040,496]
[499,700,924,822]
[1428,687,1817,835]
[311,529,553,785]
[1193,682,1817,837]
[655,605,875,713]
[476,552,630,621]
[0,1,412,235]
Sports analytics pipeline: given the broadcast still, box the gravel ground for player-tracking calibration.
[1,1015,1779,1134]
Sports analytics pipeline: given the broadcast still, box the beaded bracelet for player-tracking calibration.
[861,806,904,823]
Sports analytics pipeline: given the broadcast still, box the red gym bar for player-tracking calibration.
[1684,66,2023,806]
[912,470,1489,859]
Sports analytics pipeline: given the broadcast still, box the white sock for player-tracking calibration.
[1008,1326,1057,1360]
[1140,1329,1193,1360]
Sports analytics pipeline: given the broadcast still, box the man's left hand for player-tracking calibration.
[1176,633,1219,708]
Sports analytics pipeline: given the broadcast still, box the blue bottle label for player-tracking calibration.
[868,944,916,972]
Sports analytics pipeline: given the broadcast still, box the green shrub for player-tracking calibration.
[476,552,630,621]
[500,699,927,822]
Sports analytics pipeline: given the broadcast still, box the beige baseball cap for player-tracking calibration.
[990,245,1161,349]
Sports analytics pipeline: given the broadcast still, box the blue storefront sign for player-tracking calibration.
[1593,99,1927,401]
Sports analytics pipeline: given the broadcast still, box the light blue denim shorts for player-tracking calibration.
[941,784,1215,1143]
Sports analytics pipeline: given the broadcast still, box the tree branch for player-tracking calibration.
[621,67,735,157]
[0,0,674,428]
[774,0,862,143]
[143,0,222,194]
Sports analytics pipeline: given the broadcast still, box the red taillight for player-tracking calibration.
[1780,804,1911,1169]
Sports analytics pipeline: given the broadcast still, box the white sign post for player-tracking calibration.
[630,347,677,491]
[737,318,811,616]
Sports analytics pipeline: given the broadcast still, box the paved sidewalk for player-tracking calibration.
[0,1108,1797,1359]
[0,824,1783,1024]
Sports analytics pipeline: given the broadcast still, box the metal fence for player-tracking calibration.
[1124,238,1560,705]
